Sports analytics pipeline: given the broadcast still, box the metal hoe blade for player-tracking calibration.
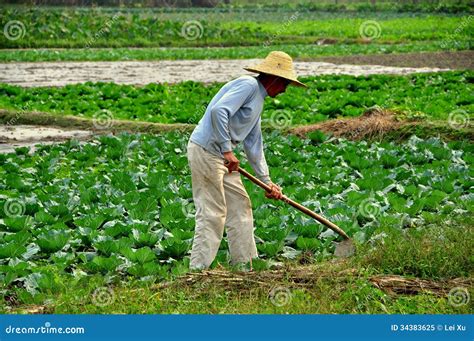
[334,239,356,258]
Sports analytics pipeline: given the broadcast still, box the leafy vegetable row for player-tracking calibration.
[1,72,472,125]
[1,7,472,48]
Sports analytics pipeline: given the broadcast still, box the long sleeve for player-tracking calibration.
[243,118,271,184]
[210,79,256,153]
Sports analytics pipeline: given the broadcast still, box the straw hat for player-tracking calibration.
[243,51,307,88]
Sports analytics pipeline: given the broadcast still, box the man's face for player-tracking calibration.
[266,76,291,98]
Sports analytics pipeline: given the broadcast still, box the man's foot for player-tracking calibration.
[188,265,207,273]
[230,261,253,273]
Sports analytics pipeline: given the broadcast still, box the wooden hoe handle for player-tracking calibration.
[235,166,350,240]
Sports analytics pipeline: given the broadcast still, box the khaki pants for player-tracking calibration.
[187,140,258,270]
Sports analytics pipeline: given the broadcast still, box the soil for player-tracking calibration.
[0,59,449,87]
[310,51,474,70]
[0,124,93,153]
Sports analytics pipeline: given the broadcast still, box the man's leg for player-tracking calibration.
[187,141,228,270]
[223,171,258,265]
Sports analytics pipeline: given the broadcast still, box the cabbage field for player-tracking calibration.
[0,132,472,302]
[0,1,472,315]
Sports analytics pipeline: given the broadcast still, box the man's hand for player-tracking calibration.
[223,151,239,173]
[265,182,283,200]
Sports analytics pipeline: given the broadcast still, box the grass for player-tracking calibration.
[0,109,194,134]
[358,216,474,280]
[381,120,474,142]
[1,108,473,143]
[2,215,472,314]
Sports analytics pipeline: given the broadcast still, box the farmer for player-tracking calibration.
[187,51,307,271]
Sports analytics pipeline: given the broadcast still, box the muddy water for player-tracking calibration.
[0,59,449,87]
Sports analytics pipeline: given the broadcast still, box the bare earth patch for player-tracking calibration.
[0,59,449,87]
[311,51,474,70]
[0,124,93,153]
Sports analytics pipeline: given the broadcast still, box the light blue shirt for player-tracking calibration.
[189,75,271,184]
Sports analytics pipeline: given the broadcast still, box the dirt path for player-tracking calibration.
[308,51,474,70]
[0,59,449,87]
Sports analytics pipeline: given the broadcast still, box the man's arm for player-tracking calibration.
[243,118,271,184]
[243,119,282,199]
[210,79,256,154]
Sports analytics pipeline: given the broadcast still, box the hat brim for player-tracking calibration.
[243,67,307,88]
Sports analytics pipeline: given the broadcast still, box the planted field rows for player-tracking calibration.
[1,8,472,48]
[0,132,472,301]
[0,1,473,316]
[0,72,472,125]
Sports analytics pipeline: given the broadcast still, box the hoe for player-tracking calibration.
[228,162,356,258]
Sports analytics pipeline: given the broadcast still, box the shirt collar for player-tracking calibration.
[256,76,268,98]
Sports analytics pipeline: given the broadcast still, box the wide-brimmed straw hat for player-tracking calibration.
[243,51,307,88]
